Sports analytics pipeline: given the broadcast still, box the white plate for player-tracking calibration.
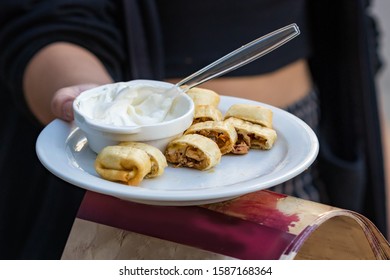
[36,96,319,206]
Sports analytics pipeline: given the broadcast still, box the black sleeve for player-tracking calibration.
[364,0,383,74]
[0,0,127,121]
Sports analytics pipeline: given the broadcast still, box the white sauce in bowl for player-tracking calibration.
[77,82,178,126]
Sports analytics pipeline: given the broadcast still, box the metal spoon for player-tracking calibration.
[168,23,300,94]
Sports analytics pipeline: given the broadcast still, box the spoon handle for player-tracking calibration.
[177,23,300,91]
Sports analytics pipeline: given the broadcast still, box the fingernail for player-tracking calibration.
[63,100,73,121]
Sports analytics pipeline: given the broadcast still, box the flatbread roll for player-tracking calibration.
[193,105,223,124]
[224,104,273,128]
[184,120,238,155]
[185,87,220,107]
[95,145,151,186]
[165,134,221,170]
[119,142,167,178]
[225,117,277,154]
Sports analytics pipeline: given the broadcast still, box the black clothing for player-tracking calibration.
[0,0,387,259]
[0,105,85,259]
[156,0,311,78]
[271,89,321,201]
[308,0,386,232]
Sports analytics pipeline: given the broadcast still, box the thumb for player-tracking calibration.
[51,84,98,121]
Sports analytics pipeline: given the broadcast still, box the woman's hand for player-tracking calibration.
[51,84,99,122]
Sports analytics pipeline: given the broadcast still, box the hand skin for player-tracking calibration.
[51,84,99,122]
[23,42,113,125]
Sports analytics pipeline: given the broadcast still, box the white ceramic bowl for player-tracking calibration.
[73,80,194,153]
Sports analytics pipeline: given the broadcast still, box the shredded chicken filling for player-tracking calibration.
[251,134,268,148]
[166,145,206,169]
[193,117,212,124]
[232,133,250,154]
[196,129,229,150]
[232,131,268,154]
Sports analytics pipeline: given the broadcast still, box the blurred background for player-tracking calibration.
[372,0,390,238]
